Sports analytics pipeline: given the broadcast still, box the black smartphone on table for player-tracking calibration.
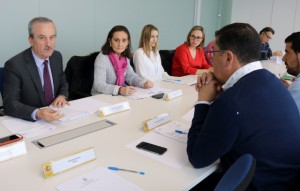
[151,93,164,99]
[136,141,167,155]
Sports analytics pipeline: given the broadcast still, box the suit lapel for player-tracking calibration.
[24,49,46,105]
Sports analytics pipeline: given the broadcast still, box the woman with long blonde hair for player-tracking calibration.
[133,24,169,81]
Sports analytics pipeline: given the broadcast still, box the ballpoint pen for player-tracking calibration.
[108,166,145,175]
[175,130,188,134]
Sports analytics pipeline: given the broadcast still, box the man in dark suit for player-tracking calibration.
[3,17,68,122]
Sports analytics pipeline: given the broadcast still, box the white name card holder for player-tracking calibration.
[165,89,183,101]
[98,101,131,117]
[42,147,96,179]
[0,141,27,163]
[143,113,171,132]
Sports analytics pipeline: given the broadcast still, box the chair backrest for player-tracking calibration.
[0,67,4,96]
[65,52,99,100]
[0,67,5,115]
[214,154,256,191]
[159,50,175,75]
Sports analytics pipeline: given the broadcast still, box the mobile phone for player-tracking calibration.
[136,141,167,155]
[151,93,164,99]
[0,134,23,146]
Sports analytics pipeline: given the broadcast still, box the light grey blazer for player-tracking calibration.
[91,52,147,95]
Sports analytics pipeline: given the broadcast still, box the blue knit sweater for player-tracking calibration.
[187,69,300,191]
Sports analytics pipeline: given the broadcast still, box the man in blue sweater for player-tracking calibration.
[187,23,300,191]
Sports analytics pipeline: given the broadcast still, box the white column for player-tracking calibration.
[194,0,202,25]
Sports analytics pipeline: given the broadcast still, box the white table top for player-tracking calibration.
[0,80,218,191]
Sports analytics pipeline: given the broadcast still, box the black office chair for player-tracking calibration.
[0,67,5,116]
[214,154,256,191]
[65,52,99,100]
[159,50,175,75]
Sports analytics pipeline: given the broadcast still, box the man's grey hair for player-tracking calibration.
[28,17,54,37]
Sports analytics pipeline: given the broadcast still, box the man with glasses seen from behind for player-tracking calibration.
[187,23,300,191]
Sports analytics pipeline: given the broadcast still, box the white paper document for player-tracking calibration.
[164,75,198,85]
[0,116,56,138]
[154,121,190,143]
[126,86,171,100]
[56,166,144,191]
[67,97,109,113]
[127,132,189,169]
[51,97,109,123]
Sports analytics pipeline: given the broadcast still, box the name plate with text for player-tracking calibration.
[143,113,171,132]
[98,101,131,117]
[165,89,183,101]
[42,147,96,179]
[0,141,27,163]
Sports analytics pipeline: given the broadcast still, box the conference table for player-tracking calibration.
[0,60,287,191]
[0,79,218,191]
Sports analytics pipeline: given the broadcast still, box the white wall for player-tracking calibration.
[231,0,300,52]
[0,0,195,68]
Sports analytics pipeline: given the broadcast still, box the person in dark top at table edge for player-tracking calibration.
[187,23,300,191]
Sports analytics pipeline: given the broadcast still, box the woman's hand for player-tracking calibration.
[144,80,153,89]
[119,86,135,96]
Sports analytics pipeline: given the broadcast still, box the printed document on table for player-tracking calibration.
[56,166,144,191]
[0,116,56,138]
[126,86,171,100]
[154,121,190,143]
[127,132,189,169]
[50,97,109,123]
[164,75,198,85]
[67,97,109,113]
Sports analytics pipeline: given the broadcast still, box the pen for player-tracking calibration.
[108,166,145,175]
[175,130,188,134]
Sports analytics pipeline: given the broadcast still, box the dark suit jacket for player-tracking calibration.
[3,48,68,121]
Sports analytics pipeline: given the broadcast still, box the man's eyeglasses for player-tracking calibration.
[205,50,226,57]
[204,50,226,63]
[190,35,203,41]
[264,32,272,40]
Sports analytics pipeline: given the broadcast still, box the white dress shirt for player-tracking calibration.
[288,74,300,115]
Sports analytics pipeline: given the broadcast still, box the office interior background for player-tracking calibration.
[0,0,300,69]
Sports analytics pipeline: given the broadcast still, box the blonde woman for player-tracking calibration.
[172,25,212,76]
[133,24,169,81]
